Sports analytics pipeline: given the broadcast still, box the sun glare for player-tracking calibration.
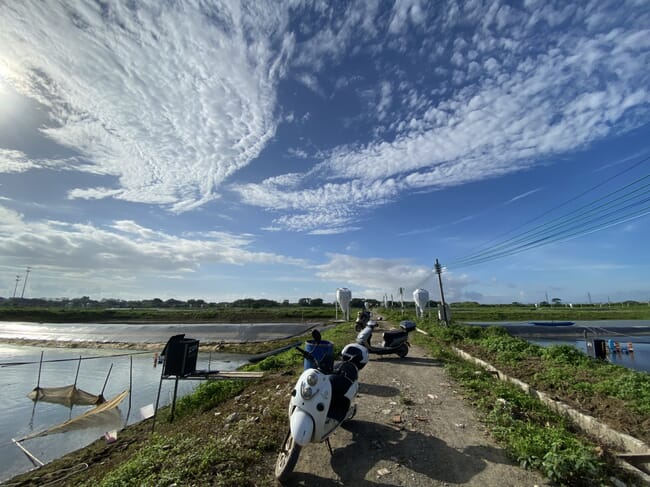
[0,61,12,94]
[0,61,22,122]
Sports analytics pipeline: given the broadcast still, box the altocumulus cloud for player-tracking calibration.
[0,1,293,211]
[235,1,650,233]
[1,1,648,235]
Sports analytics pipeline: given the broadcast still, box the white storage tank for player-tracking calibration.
[336,288,352,320]
[413,288,429,318]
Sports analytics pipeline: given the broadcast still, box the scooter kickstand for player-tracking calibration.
[326,438,333,456]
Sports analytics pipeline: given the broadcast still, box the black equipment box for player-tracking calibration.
[586,338,607,360]
[161,334,199,377]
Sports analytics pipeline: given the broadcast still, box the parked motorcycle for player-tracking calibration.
[356,319,416,358]
[275,338,369,482]
[355,309,371,331]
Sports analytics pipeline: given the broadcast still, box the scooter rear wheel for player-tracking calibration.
[396,343,409,358]
[275,429,302,482]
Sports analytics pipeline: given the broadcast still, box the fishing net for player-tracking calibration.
[20,390,128,441]
[27,385,105,406]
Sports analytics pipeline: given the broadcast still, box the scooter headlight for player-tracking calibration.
[306,372,318,387]
[300,382,314,399]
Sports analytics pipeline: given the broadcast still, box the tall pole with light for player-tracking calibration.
[13,275,21,298]
[21,267,31,298]
[435,259,448,325]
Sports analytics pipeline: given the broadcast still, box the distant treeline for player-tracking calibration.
[0,296,389,310]
[1,296,649,323]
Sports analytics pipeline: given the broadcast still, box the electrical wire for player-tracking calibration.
[0,350,151,367]
[451,176,650,267]
[456,152,650,256]
[446,153,650,270]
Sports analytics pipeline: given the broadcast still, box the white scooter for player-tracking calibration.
[356,319,416,358]
[275,337,369,482]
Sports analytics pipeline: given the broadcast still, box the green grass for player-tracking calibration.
[447,303,650,321]
[173,380,247,419]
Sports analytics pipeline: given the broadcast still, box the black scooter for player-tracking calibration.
[355,319,416,358]
[354,309,371,331]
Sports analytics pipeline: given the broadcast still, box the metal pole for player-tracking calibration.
[100,364,113,397]
[125,356,133,427]
[170,377,179,422]
[73,355,82,388]
[435,259,448,325]
[21,267,31,298]
[13,275,21,298]
[36,351,44,390]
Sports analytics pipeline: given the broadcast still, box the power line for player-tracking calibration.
[454,201,650,268]
[448,153,650,269]
[451,175,650,267]
[453,190,650,268]
[450,153,650,268]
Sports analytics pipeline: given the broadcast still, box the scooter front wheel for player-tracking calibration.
[275,429,302,482]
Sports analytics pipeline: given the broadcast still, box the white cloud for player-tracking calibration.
[0,205,305,279]
[235,1,650,233]
[0,148,81,174]
[0,1,293,211]
[505,188,543,205]
[314,253,472,301]
[0,149,35,173]
[1,1,649,237]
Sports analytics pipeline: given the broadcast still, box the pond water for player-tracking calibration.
[0,321,318,343]
[530,337,650,373]
[0,345,249,482]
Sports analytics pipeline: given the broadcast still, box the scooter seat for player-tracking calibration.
[383,330,407,341]
[327,362,357,422]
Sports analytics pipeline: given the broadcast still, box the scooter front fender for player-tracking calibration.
[290,409,314,446]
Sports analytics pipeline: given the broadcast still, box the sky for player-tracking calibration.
[1,0,649,305]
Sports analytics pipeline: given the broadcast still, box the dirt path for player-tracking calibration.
[283,340,550,486]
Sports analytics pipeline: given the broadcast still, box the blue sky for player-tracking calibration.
[1,0,649,304]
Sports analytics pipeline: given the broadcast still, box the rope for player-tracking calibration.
[0,350,151,368]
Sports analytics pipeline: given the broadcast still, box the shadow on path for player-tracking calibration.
[358,382,400,397]
[284,419,505,486]
[374,356,444,367]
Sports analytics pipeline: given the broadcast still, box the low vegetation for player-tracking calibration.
[0,305,336,323]
[2,301,650,323]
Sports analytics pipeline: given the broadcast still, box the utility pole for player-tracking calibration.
[21,267,31,298]
[435,259,448,325]
[13,275,21,298]
[399,287,404,316]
